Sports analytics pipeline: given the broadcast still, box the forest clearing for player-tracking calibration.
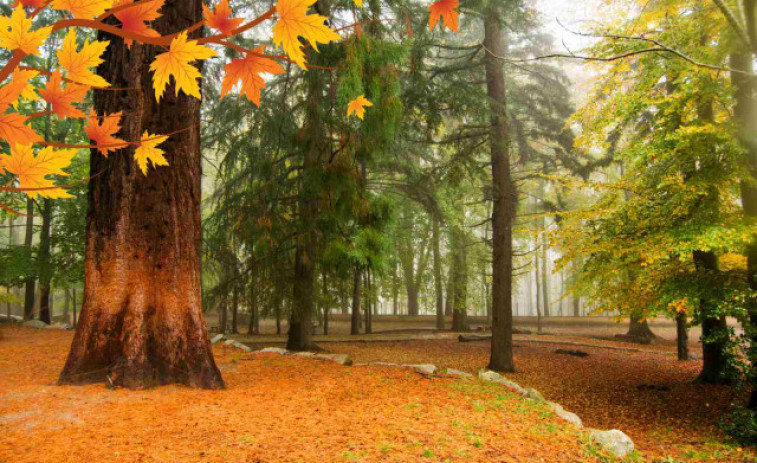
[1,0,756,461]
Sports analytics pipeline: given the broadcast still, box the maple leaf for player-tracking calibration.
[149,31,217,101]
[0,144,76,198]
[272,0,340,69]
[38,71,89,118]
[352,0,362,6]
[134,131,168,175]
[57,29,110,87]
[346,94,372,120]
[85,110,127,155]
[0,6,52,55]
[0,114,41,146]
[221,46,284,106]
[12,0,48,8]
[203,0,243,36]
[428,0,458,32]
[0,69,39,110]
[113,0,163,48]
[51,0,114,19]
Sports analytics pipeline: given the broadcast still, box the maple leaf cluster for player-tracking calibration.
[0,0,459,204]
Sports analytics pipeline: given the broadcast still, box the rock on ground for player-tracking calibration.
[255,347,288,355]
[589,429,634,459]
[477,370,526,395]
[403,364,437,375]
[444,368,473,378]
[210,334,226,344]
[546,401,583,428]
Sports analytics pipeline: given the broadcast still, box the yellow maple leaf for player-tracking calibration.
[352,0,362,7]
[0,6,52,55]
[149,31,217,101]
[0,113,41,146]
[51,0,114,19]
[272,0,340,69]
[57,30,110,88]
[134,131,168,175]
[346,94,372,120]
[0,144,77,198]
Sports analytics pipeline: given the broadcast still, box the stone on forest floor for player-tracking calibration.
[554,349,589,357]
[22,320,48,329]
[210,334,226,344]
[589,429,634,458]
[546,401,583,428]
[444,368,472,378]
[314,353,352,366]
[477,370,526,394]
[404,364,437,375]
[223,339,251,352]
[523,388,545,402]
[256,347,288,355]
[370,361,399,367]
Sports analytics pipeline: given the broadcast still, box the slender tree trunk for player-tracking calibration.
[485,11,516,373]
[322,270,329,335]
[392,260,399,315]
[452,227,468,331]
[23,197,35,321]
[248,262,258,335]
[219,299,228,335]
[38,199,53,324]
[364,269,372,334]
[63,288,70,324]
[59,0,223,389]
[694,250,729,384]
[433,214,444,330]
[676,311,689,361]
[534,243,542,334]
[351,266,361,335]
[7,215,14,321]
[231,263,239,334]
[540,221,550,318]
[445,261,453,316]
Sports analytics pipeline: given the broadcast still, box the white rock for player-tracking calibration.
[589,429,634,458]
[314,353,352,366]
[256,347,288,355]
[210,334,225,344]
[291,351,316,358]
[370,362,399,367]
[523,388,545,402]
[445,368,473,378]
[477,370,526,394]
[404,364,437,375]
[547,401,583,428]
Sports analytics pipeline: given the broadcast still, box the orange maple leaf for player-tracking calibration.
[221,46,284,106]
[113,0,163,48]
[428,0,458,32]
[203,0,243,36]
[0,113,41,146]
[346,94,372,120]
[0,144,76,198]
[38,71,89,118]
[85,110,127,155]
[0,70,38,110]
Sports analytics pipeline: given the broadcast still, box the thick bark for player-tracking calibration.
[623,314,656,344]
[694,250,729,384]
[485,12,516,373]
[23,197,34,321]
[351,266,361,335]
[38,199,53,324]
[432,214,445,329]
[676,312,689,361]
[59,0,223,389]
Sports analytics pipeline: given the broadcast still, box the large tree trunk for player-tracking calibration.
[406,284,419,316]
[622,314,656,344]
[23,197,35,321]
[38,199,53,324]
[248,262,259,335]
[485,11,516,373]
[59,0,223,389]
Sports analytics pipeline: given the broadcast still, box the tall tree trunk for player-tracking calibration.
[540,221,550,318]
[23,197,35,321]
[406,284,419,316]
[219,299,228,335]
[676,311,689,361]
[72,288,77,327]
[451,227,468,331]
[38,199,53,324]
[485,11,516,373]
[351,266,361,335]
[231,263,239,334]
[445,261,453,316]
[59,0,223,389]
[392,260,399,315]
[63,288,70,324]
[7,215,14,321]
[322,269,329,335]
[730,52,757,408]
[625,314,655,344]
[433,214,444,330]
[364,269,372,334]
[248,262,258,335]
[694,250,729,384]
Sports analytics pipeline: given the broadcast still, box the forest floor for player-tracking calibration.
[1,325,753,462]
[1,327,611,463]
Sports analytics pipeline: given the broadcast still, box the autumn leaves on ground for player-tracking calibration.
[0,324,751,463]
